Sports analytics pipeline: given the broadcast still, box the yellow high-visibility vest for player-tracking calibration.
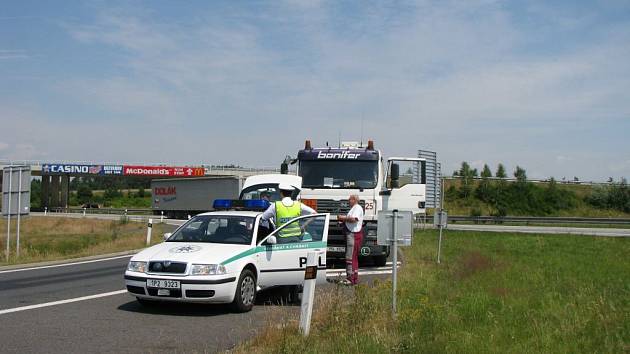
[275,201,302,237]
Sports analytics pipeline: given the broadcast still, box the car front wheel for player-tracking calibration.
[232,269,256,312]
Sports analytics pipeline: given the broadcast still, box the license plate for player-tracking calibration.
[327,246,345,253]
[146,279,180,289]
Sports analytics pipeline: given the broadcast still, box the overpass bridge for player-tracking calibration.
[0,160,281,210]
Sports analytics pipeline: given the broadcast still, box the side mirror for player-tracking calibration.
[265,236,277,245]
[391,163,400,188]
[163,233,172,241]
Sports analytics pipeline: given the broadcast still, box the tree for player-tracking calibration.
[496,164,507,178]
[476,164,493,202]
[514,166,527,182]
[458,162,475,198]
[481,164,492,178]
[77,185,94,204]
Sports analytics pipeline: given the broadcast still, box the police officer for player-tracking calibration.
[261,183,316,243]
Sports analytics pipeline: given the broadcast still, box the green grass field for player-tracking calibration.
[239,230,630,353]
[0,216,175,266]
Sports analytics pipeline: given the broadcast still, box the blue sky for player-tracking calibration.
[1,0,629,180]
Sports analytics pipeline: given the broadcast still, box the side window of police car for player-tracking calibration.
[268,215,327,245]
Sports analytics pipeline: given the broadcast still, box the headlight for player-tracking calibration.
[191,264,226,275]
[127,261,147,273]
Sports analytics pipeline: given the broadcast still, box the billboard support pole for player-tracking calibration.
[6,166,12,262]
[16,168,22,258]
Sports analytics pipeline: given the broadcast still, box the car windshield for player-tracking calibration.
[166,215,255,245]
[299,160,378,189]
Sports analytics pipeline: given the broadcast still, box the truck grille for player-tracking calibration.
[148,261,187,274]
[310,199,365,214]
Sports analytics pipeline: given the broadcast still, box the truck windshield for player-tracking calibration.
[299,161,378,189]
[166,215,254,245]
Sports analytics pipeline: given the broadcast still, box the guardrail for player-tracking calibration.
[47,207,154,216]
[419,215,630,225]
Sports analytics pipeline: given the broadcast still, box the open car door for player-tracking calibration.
[256,213,329,287]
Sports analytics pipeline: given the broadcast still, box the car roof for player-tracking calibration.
[195,210,262,217]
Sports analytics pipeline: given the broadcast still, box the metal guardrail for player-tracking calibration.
[47,207,154,216]
[419,215,630,225]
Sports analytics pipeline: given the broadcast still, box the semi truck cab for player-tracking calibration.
[294,140,426,266]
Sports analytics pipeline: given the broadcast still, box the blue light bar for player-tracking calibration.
[212,199,270,211]
[213,199,233,209]
[244,199,271,210]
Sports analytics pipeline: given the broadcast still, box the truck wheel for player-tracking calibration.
[373,255,387,267]
[232,269,257,312]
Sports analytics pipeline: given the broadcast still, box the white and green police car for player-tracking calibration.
[124,200,329,312]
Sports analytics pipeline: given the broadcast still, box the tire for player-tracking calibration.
[373,255,388,267]
[232,269,257,312]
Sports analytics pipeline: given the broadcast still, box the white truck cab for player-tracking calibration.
[125,202,329,312]
[293,140,426,266]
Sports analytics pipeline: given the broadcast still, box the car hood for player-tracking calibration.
[131,242,252,264]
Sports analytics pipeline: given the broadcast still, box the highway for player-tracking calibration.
[0,254,396,353]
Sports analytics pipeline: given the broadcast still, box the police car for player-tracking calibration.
[124,199,329,312]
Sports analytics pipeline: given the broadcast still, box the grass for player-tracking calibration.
[236,230,630,353]
[0,216,175,266]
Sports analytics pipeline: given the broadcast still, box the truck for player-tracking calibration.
[151,177,244,219]
[152,175,302,219]
[289,140,426,266]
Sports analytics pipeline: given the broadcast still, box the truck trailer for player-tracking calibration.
[151,177,243,219]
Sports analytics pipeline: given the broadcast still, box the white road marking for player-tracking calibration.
[0,290,127,316]
[0,255,133,275]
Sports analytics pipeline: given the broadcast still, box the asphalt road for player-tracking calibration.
[0,254,396,353]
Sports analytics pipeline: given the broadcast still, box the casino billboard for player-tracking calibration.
[42,164,123,175]
[41,164,204,177]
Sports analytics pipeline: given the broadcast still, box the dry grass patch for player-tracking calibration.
[0,216,175,265]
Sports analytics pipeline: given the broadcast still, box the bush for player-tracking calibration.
[587,179,630,213]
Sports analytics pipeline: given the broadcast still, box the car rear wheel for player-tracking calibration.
[232,269,256,312]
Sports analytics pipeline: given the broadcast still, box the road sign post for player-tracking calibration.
[392,210,398,317]
[299,251,319,336]
[2,166,31,261]
[377,209,413,317]
[146,219,153,246]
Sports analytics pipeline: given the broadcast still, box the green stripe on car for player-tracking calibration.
[221,241,327,265]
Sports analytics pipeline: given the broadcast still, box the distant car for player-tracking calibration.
[81,203,100,209]
[124,206,329,312]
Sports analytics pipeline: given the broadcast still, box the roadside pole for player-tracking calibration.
[146,219,153,246]
[391,209,398,317]
[6,167,12,262]
[16,168,21,258]
[436,176,446,264]
[299,251,319,336]
[160,211,164,223]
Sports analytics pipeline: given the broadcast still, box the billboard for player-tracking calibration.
[41,164,204,177]
[123,166,205,177]
[42,164,123,176]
